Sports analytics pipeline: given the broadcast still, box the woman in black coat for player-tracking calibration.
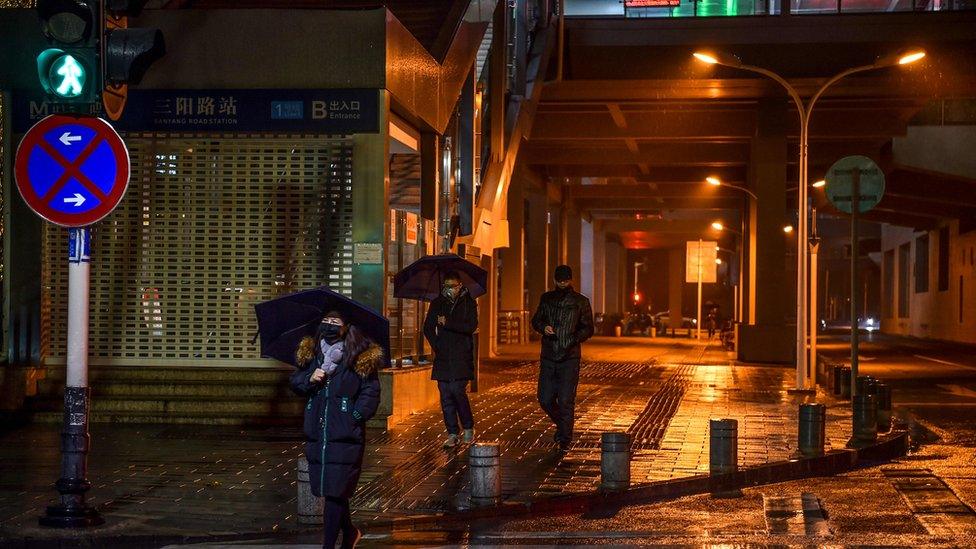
[290,311,382,549]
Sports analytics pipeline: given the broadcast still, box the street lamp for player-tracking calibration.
[783,225,794,234]
[705,175,759,200]
[633,261,645,309]
[694,47,926,392]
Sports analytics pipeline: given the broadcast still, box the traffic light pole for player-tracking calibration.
[40,228,103,528]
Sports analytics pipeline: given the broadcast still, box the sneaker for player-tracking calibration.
[463,428,475,443]
[443,434,460,448]
[558,439,572,452]
[341,526,363,549]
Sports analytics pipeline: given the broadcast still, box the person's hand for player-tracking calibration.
[544,326,555,335]
[437,315,446,326]
[310,368,326,384]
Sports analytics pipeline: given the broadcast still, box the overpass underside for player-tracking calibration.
[500,10,976,363]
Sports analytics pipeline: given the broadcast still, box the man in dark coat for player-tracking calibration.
[290,313,383,549]
[423,271,479,448]
[532,265,594,451]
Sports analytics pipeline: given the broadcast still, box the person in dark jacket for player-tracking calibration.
[531,265,594,451]
[290,311,383,549]
[423,271,479,448]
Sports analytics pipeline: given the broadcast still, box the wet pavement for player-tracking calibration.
[0,336,885,546]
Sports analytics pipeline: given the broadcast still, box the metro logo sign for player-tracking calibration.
[626,0,682,6]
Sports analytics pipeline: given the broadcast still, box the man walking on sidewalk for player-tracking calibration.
[532,265,594,452]
[424,271,479,449]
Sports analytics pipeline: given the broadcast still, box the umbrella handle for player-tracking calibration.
[251,331,260,346]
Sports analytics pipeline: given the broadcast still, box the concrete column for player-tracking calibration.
[561,207,582,282]
[604,239,623,315]
[478,253,497,358]
[739,101,792,363]
[498,177,525,313]
[352,90,390,315]
[547,203,561,282]
[592,223,606,312]
[525,190,547,323]
[668,248,684,332]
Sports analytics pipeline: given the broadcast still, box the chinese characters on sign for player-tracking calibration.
[13,89,379,134]
[685,241,718,284]
[625,0,681,6]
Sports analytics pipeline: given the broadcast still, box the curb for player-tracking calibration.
[376,429,910,529]
[0,430,909,548]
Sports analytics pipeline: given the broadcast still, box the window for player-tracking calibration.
[939,227,950,291]
[915,234,929,293]
[883,249,895,318]
[898,243,911,318]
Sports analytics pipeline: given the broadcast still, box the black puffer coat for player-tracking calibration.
[289,341,382,499]
[531,286,594,361]
[423,291,478,381]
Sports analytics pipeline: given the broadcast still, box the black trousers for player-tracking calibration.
[437,379,474,435]
[537,357,581,444]
[323,496,355,548]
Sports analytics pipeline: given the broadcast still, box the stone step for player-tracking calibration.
[30,410,299,426]
[40,365,293,384]
[36,379,298,399]
[32,395,306,415]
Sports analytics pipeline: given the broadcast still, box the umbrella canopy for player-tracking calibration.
[254,287,390,367]
[393,253,488,302]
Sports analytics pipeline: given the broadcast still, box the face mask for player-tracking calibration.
[442,285,459,300]
[321,324,343,344]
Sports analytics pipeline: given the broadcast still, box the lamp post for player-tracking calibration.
[705,176,755,325]
[694,49,926,391]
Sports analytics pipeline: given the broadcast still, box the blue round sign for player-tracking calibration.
[15,114,130,227]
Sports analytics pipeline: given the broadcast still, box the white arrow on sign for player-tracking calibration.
[63,193,86,207]
[59,132,82,146]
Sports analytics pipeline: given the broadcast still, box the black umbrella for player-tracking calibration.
[393,253,488,302]
[254,287,390,367]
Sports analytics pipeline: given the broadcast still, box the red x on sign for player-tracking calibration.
[14,114,130,227]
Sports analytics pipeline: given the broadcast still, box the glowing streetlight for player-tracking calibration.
[704,176,759,200]
[715,258,723,265]
[783,225,794,234]
[812,179,826,189]
[693,46,927,392]
[711,221,724,231]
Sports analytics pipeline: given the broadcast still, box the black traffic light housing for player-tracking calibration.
[35,0,101,104]
[103,0,165,86]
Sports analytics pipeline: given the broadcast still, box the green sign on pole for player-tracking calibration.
[824,155,885,214]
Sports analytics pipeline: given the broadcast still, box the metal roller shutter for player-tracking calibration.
[42,134,354,365]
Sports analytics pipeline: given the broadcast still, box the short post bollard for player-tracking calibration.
[297,457,323,524]
[875,383,892,432]
[469,443,501,507]
[709,418,738,476]
[839,366,852,399]
[798,403,826,457]
[850,393,878,446]
[600,432,631,491]
[856,375,877,397]
[832,364,844,396]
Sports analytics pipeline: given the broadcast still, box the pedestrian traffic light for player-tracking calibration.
[35,0,100,104]
[102,0,166,119]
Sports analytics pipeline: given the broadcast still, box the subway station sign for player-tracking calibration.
[12,89,380,134]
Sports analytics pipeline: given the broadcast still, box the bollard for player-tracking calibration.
[798,403,826,457]
[709,419,738,476]
[851,393,878,444]
[469,443,501,507]
[614,325,622,337]
[297,457,323,524]
[839,367,852,399]
[856,375,877,397]
[600,432,631,491]
[875,383,892,432]
[832,364,844,396]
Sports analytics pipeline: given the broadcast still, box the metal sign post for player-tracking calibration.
[825,155,885,399]
[39,228,102,527]
[696,238,703,340]
[14,114,130,528]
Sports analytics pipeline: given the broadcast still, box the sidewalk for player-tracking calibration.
[0,337,852,543]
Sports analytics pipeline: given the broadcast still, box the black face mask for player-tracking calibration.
[320,324,343,344]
